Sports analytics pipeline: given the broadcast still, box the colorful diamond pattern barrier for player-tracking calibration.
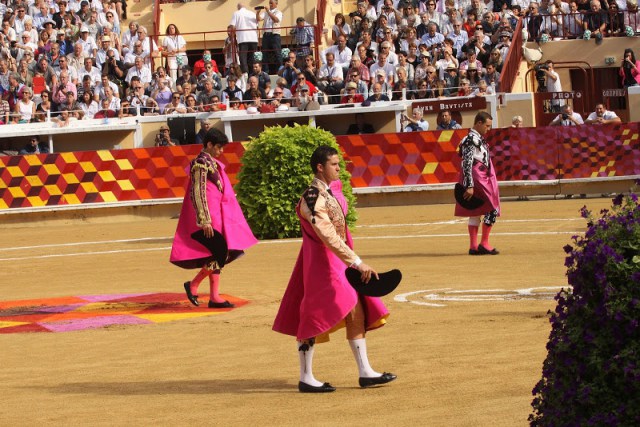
[0,293,248,334]
[1,124,639,210]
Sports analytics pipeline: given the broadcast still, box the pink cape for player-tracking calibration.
[170,158,257,269]
[454,159,501,217]
[272,180,389,341]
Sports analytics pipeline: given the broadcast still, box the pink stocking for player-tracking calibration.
[468,225,479,250]
[189,268,209,296]
[209,271,225,303]
[481,224,493,250]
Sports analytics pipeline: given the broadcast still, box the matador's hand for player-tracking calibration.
[202,223,213,238]
[464,187,474,200]
[357,262,379,284]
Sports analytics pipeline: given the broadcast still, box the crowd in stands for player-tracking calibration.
[0,0,635,134]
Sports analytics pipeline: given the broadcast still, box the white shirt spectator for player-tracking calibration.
[229,5,258,44]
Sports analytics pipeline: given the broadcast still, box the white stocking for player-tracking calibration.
[298,340,323,386]
[349,338,381,378]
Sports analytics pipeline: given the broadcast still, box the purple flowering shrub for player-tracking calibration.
[530,190,640,426]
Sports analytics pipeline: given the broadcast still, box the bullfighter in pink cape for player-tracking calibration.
[454,112,501,255]
[273,145,396,393]
[170,128,257,308]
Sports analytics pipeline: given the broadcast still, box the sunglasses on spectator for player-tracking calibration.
[274,91,283,94]
[172,96,180,99]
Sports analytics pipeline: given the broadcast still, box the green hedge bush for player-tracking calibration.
[530,190,640,426]
[236,125,357,239]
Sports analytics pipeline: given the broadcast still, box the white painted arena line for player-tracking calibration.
[0,230,582,262]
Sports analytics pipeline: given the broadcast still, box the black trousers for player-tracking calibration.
[239,42,258,74]
[261,33,282,74]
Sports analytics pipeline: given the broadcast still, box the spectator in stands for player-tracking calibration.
[402,107,429,132]
[56,54,77,84]
[317,52,344,104]
[364,81,390,103]
[150,66,173,92]
[584,0,609,43]
[67,42,86,73]
[550,104,584,126]
[94,98,117,119]
[4,72,25,111]
[197,62,222,92]
[619,48,640,87]
[301,55,318,87]
[273,77,292,98]
[195,120,213,146]
[185,94,199,113]
[511,115,523,127]
[607,2,625,35]
[78,25,98,59]
[16,31,37,58]
[0,97,10,124]
[221,74,243,103]
[77,75,96,100]
[356,30,378,56]
[421,22,445,48]
[13,86,35,123]
[23,19,38,46]
[340,81,365,104]
[96,35,120,69]
[291,16,314,68]
[34,89,52,122]
[16,59,33,87]
[346,68,369,96]
[458,78,474,96]
[162,23,187,84]
[290,72,316,96]
[257,0,283,74]
[126,80,148,111]
[136,26,159,63]
[96,74,119,100]
[52,70,76,108]
[270,86,291,109]
[293,84,320,110]
[624,0,640,33]
[437,109,462,129]
[120,20,138,56]
[323,34,352,75]
[151,78,171,113]
[349,54,370,83]
[33,4,52,31]
[369,52,395,86]
[79,57,101,86]
[524,2,544,40]
[277,50,300,88]
[394,67,416,98]
[103,86,121,111]
[176,65,196,92]
[229,3,259,75]
[53,107,78,127]
[435,46,458,80]
[61,90,83,119]
[459,49,483,76]
[564,1,585,38]
[223,25,239,77]
[125,56,151,89]
[197,78,221,110]
[164,92,187,115]
[13,6,32,36]
[483,62,501,91]
[19,135,49,154]
[142,97,159,116]
[331,12,351,45]
[584,103,622,124]
[79,90,99,119]
[250,61,270,90]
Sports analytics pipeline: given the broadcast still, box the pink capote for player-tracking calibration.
[454,160,501,218]
[273,180,389,341]
[170,158,257,269]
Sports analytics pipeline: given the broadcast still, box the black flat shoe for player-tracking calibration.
[469,249,479,255]
[359,372,397,388]
[208,300,235,308]
[478,244,499,255]
[183,282,199,306]
[298,381,336,393]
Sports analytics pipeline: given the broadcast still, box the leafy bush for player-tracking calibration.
[236,124,357,239]
[530,189,640,426]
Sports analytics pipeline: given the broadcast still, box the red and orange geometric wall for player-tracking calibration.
[1,123,639,210]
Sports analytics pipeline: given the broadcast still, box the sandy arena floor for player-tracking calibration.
[0,197,612,426]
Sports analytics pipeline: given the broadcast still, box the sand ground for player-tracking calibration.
[0,197,612,426]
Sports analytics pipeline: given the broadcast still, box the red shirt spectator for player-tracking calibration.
[193,50,220,77]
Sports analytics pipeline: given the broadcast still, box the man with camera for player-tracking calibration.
[229,3,259,75]
[256,0,282,74]
[155,125,178,147]
[550,104,584,126]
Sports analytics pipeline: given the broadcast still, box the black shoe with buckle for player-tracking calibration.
[208,300,235,308]
[183,282,199,306]
[478,244,499,255]
[298,381,336,393]
[359,372,397,388]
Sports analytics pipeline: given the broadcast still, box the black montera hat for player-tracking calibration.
[454,183,485,210]
[191,229,228,268]
[345,268,402,297]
